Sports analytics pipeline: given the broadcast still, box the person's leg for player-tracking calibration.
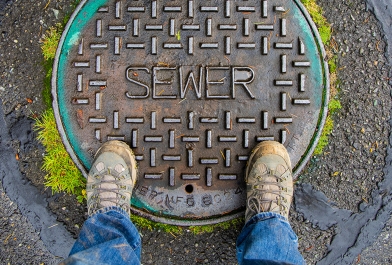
[60,141,141,265]
[63,208,141,265]
[236,141,305,265]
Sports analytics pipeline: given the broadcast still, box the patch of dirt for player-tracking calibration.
[47,194,87,238]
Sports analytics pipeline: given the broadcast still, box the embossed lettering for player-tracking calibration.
[169,196,184,204]
[124,65,256,99]
[165,195,174,210]
[232,67,255,99]
[139,185,149,196]
[125,67,150,98]
[149,190,163,200]
[202,194,213,207]
[186,195,195,207]
[206,66,230,99]
[153,66,177,99]
[179,66,203,99]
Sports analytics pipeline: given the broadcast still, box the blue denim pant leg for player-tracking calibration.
[61,206,141,265]
[236,212,305,265]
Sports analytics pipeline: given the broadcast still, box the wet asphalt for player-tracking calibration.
[1,0,392,264]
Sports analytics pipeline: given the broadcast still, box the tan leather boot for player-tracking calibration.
[87,141,137,216]
[245,141,293,222]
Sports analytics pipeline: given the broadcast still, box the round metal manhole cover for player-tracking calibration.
[53,0,328,225]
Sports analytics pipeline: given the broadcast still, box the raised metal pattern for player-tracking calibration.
[53,0,328,225]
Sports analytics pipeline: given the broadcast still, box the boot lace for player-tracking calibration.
[87,168,132,215]
[246,168,290,217]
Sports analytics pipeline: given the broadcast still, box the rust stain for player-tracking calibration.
[76,109,84,129]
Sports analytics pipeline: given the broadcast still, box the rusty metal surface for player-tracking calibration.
[52,0,329,225]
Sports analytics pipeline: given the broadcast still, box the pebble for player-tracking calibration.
[353,143,361,149]
[52,9,59,19]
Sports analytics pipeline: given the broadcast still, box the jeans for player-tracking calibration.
[237,212,305,265]
[61,208,305,265]
[61,207,141,265]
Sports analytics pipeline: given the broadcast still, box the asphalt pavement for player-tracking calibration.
[1,0,392,264]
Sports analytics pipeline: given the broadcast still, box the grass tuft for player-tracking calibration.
[34,109,86,202]
[41,24,62,61]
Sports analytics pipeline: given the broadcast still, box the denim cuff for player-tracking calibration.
[245,212,289,228]
[89,206,130,219]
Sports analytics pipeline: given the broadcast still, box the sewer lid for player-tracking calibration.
[53,0,329,225]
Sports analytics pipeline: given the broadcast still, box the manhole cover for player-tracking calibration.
[53,0,329,225]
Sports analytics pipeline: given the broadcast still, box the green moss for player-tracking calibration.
[319,25,332,45]
[301,0,331,45]
[42,61,53,109]
[34,109,86,201]
[37,1,86,200]
[313,98,342,155]
[313,116,333,155]
[131,215,183,234]
[300,0,342,156]
[189,218,243,234]
[41,24,63,109]
[131,215,243,235]
[328,54,338,74]
[328,98,342,114]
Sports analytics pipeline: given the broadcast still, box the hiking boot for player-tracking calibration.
[245,141,293,223]
[87,140,137,216]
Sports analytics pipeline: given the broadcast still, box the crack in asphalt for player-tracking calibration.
[0,99,75,258]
